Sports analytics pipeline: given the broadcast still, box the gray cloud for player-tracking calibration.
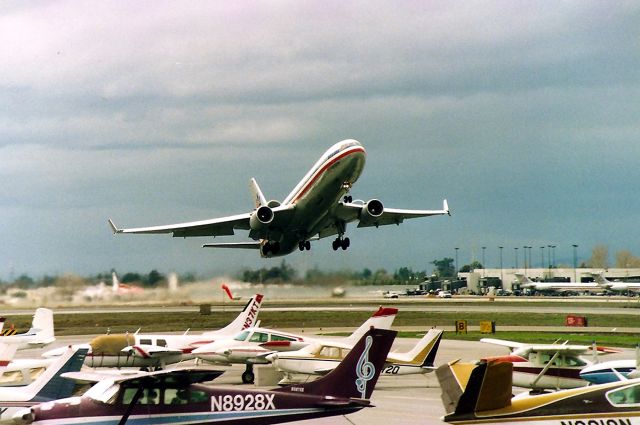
[1,1,639,278]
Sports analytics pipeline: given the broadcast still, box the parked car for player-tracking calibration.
[437,290,452,298]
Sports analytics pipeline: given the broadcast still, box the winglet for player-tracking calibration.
[444,199,450,216]
[108,219,121,234]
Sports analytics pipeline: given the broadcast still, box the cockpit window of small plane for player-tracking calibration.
[563,356,586,367]
[607,384,640,405]
[165,388,189,405]
[249,332,269,343]
[140,339,152,345]
[319,346,341,359]
[157,339,167,347]
[271,334,297,342]
[121,387,161,405]
[234,331,250,341]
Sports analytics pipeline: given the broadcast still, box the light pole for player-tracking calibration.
[551,245,556,268]
[454,247,459,279]
[482,246,486,278]
[514,247,519,270]
[499,246,504,287]
[547,245,552,269]
[573,244,578,282]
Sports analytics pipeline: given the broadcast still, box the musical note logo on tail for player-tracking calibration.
[355,335,375,398]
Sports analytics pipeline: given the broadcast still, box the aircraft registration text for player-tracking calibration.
[211,394,276,412]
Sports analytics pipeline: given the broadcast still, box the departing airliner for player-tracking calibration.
[109,139,449,258]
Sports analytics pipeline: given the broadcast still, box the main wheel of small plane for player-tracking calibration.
[305,240,311,250]
[242,370,255,384]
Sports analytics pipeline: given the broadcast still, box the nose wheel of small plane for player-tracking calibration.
[242,364,255,384]
[298,241,311,251]
[332,237,350,251]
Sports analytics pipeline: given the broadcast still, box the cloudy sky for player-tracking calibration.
[1,1,639,280]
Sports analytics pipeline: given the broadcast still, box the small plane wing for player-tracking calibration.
[480,338,526,350]
[62,366,225,385]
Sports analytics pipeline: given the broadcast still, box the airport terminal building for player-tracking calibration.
[460,268,640,294]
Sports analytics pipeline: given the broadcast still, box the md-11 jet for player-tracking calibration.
[109,139,449,257]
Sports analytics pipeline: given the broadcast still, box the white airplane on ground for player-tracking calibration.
[591,272,640,293]
[481,337,619,390]
[0,308,55,351]
[0,346,87,419]
[192,306,399,383]
[43,294,264,370]
[514,274,602,294]
[267,328,443,383]
[108,139,450,258]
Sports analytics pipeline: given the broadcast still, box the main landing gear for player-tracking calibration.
[298,240,311,251]
[242,364,255,384]
[332,236,350,251]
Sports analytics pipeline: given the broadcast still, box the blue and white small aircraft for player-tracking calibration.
[109,140,449,257]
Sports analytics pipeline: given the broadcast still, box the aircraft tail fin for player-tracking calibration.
[249,178,267,208]
[24,347,88,402]
[414,329,444,367]
[29,308,55,347]
[591,272,610,286]
[203,294,264,336]
[276,328,396,400]
[343,307,398,346]
[436,359,512,417]
[112,270,119,292]
[513,273,533,285]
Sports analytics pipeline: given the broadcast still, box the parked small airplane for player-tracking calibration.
[0,347,87,420]
[43,294,264,370]
[192,306,398,383]
[438,358,640,424]
[108,139,449,258]
[591,271,640,293]
[267,328,443,383]
[514,273,602,294]
[0,309,55,351]
[10,328,396,425]
[481,337,619,390]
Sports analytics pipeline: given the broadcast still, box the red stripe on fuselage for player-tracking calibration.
[288,146,365,205]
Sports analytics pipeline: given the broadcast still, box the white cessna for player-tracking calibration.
[192,306,399,384]
[267,328,444,384]
[43,294,263,370]
[109,140,449,258]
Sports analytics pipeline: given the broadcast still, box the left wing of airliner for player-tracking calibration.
[335,199,450,228]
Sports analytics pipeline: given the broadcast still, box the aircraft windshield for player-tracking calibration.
[607,383,640,405]
[234,331,250,341]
